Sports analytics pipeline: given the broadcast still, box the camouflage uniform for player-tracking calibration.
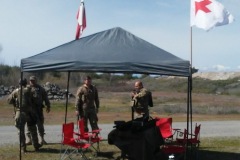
[26,76,51,145]
[132,88,152,117]
[7,82,41,152]
[75,83,99,132]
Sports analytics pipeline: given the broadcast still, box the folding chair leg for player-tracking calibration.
[88,141,101,157]
[60,145,89,160]
[60,146,78,160]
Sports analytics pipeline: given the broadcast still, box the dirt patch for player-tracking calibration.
[1,91,240,126]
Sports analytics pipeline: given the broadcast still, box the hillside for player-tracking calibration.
[193,72,240,80]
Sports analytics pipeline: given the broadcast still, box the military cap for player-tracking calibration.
[29,76,37,81]
[19,78,27,85]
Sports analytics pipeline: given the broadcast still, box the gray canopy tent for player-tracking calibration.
[21,26,193,126]
[20,27,193,158]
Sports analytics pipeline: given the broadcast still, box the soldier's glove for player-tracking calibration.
[46,107,50,113]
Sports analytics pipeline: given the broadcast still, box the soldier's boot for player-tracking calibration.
[25,133,32,145]
[29,125,42,151]
[21,146,27,153]
[39,135,47,145]
[34,143,42,152]
[32,136,42,152]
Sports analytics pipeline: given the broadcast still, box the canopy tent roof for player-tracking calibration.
[21,27,190,77]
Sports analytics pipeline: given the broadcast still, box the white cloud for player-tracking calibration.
[212,65,230,71]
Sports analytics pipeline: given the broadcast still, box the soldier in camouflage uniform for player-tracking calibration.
[131,81,153,118]
[7,78,42,153]
[75,76,100,132]
[26,76,51,145]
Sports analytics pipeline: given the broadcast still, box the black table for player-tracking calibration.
[108,118,164,160]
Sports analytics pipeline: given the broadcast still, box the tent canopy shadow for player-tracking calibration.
[198,149,240,160]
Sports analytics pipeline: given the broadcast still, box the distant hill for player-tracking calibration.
[193,72,240,80]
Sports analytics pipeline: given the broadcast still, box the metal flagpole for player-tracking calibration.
[190,27,193,137]
[186,25,193,160]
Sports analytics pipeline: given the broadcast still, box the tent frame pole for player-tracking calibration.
[64,71,71,124]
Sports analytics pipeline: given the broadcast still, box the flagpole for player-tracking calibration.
[190,27,193,134]
[190,27,192,69]
[187,25,193,160]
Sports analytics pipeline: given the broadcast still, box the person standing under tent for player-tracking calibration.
[7,78,42,152]
[25,76,51,146]
[75,76,100,132]
[131,80,153,119]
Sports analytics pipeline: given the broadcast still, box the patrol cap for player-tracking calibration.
[19,78,27,85]
[29,76,37,81]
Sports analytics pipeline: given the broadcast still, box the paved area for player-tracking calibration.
[0,121,239,146]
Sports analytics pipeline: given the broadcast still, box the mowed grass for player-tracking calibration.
[0,138,239,160]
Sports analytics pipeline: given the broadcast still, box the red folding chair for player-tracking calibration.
[155,117,180,143]
[176,123,201,147]
[77,118,102,154]
[60,122,91,160]
[176,123,201,160]
[155,118,186,160]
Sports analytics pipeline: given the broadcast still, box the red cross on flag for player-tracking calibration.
[190,0,234,31]
[75,0,86,39]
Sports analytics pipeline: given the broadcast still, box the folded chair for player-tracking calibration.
[176,123,201,147]
[60,122,91,160]
[77,118,102,154]
[176,123,201,160]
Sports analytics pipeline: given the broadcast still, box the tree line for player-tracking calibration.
[0,64,141,88]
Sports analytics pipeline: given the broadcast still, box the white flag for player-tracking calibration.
[190,0,234,31]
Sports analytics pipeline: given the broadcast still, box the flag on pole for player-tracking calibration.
[75,0,86,39]
[190,0,234,31]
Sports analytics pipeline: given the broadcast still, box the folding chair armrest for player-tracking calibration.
[173,128,181,131]
[74,132,80,136]
[172,128,181,135]
[74,132,86,138]
[87,129,101,136]
[92,129,102,133]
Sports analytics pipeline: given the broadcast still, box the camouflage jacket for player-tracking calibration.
[132,88,152,111]
[75,84,99,111]
[30,84,51,110]
[7,86,33,112]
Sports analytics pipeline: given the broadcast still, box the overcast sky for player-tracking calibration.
[0,0,239,72]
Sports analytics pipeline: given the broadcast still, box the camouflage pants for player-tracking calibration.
[15,111,39,148]
[133,106,149,118]
[81,109,99,132]
[26,109,45,137]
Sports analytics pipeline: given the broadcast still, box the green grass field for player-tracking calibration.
[0,138,239,160]
[1,90,240,159]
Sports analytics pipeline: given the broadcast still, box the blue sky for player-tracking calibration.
[0,0,239,72]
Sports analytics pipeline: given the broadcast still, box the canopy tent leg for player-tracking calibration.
[64,71,71,124]
[19,72,23,160]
